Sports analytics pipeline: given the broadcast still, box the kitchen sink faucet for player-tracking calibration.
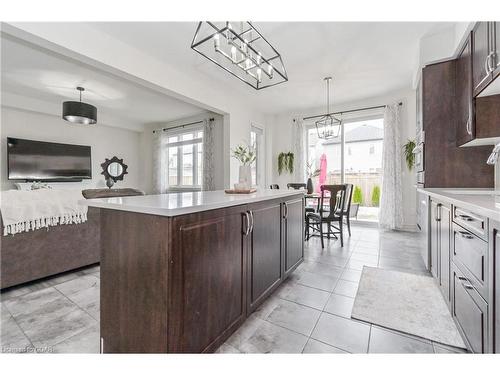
[487,143,500,165]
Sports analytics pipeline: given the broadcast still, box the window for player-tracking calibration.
[165,127,203,190]
[250,125,264,187]
[306,116,384,222]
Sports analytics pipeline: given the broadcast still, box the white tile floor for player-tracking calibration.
[0,225,468,354]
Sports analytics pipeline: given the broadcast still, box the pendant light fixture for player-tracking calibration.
[62,87,97,125]
[191,21,288,90]
[315,77,341,139]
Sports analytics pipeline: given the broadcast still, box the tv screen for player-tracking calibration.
[7,137,92,181]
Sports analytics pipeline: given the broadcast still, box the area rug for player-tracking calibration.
[351,266,466,348]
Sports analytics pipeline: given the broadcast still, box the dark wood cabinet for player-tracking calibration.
[422,60,494,188]
[99,193,304,353]
[490,220,500,353]
[430,199,451,304]
[247,200,282,312]
[283,197,304,276]
[456,33,475,146]
[452,263,489,353]
[439,204,451,303]
[430,200,440,279]
[168,205,248,353]
[472,22,492,95]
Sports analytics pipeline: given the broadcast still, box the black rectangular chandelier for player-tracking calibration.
[191,22,288,90]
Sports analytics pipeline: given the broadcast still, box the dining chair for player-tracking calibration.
[269,184,280,189]
[305,184,347,248]
[337,183,353,236]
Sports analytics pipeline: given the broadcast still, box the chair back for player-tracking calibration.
[287,183,306,190]
[320,184,347,217]
[269,184,280,189]
[342,184,354,214]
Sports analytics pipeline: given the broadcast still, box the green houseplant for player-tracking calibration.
[277,152,294,175]
[403,139,416,171]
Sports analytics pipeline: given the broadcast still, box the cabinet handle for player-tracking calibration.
[458,214,474,222]
[283,202,288,219]
[485,53,492,75]
[243,212,250,236]
[487,53,495,73]
[458,276,468,281]
[435,204,441,222]
[249,210,254,234]
[458,231,474,239]
[463,283,474,290]
[466,105,472,135]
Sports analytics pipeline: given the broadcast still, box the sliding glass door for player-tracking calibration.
[306,116,384,222]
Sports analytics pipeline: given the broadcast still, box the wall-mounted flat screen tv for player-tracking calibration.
[7,137,92,181]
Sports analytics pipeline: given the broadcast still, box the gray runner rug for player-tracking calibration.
[351,266,466,348]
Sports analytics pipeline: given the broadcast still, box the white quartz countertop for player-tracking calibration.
[417,188,500,221]
[80,189,304,217]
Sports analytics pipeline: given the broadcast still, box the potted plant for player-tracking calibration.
[306,161,321,194]
[403,139,416,171]
[231,144,256,189]
[277,152,294,175]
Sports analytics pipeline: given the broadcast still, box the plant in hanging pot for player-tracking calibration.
[306,161,321,194]
[277,152,294,175]
[403,139,416,171]
[231,144,256,189]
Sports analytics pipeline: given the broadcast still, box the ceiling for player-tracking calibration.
[1,35,206,131]
[90,22,454,114]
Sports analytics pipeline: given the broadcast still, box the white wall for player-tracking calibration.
[0,106,143,191]
[3,23,268,188]
[267,88,417,230]
[140,112,225,193]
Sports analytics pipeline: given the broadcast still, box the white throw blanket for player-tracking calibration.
[0,189,88,236]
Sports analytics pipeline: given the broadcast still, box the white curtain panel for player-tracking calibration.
[379,103,404,230]
[291,117,306,183]
[152,129,167,194]
[202,119,216,191]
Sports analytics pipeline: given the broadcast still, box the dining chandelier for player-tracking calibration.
[191,22,288,90]
[315,77,341,139]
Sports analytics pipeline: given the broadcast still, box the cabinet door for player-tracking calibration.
[284,197,304,276]
[456,34,475,145]
[491,220,500,353]
[439,204,451,303]
[247,200,282,311]
[452,264,488,353]
[493,22,500,78]
[430,200,440,279]
[473,22,492,94]
[168,205,248,353]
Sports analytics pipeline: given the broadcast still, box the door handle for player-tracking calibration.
[249,210,254,234]
[243,212,250,236]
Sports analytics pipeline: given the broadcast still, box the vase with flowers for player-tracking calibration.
[231,144,256,189]
[306,161,321,194]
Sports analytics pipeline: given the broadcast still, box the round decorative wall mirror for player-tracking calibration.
[101,156,128,188]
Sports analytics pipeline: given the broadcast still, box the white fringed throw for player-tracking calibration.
[0,189,88,236]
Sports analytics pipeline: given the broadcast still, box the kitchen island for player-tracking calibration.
[82,189,304,353]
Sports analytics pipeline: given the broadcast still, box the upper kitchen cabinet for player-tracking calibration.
[472,22,492,95]
[422,60,493,188]
[456,33,474,146]
[473,21,500,96]
[457,22,500,146]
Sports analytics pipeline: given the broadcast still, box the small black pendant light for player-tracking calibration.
[62,87,97,125]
